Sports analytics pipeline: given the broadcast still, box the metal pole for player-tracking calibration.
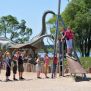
[53,0,61,77]
[57,0,64,77]
[54,0,61,56]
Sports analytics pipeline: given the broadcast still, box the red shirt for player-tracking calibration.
[53,56,58,64]
[44,56,49,65]
[65,29,74,39]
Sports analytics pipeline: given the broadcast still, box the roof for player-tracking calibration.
[9,43,37,50]
[0,37,15,45]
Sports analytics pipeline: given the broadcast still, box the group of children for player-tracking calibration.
[0,26,75,81]
[0,51,25,82]
[0,50,58,82]
[35,54,58,79]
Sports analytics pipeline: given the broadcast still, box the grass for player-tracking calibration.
[80,57,91,70]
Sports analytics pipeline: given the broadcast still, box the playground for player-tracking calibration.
[0,0,91,91]
[0,70,91,91]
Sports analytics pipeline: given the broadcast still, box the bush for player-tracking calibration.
[80,57,91,70]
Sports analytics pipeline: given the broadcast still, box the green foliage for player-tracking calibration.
[47,16,57,35]
[80,57,91,70]
[47,16,56,24]
[48,0,91,56]
[0,15,32,43]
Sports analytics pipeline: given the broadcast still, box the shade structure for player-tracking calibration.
[0,37,11,45]
[9,43,37,51]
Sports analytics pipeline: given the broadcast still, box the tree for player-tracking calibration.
[0,15,32,43]
[48,0,91,57]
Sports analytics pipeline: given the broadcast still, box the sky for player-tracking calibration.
[0,0,68,40]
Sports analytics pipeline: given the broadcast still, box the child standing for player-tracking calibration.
[44,54,50,78]
[36,55,41,79]
[52,55,58,78]
[12,51,19,80]
[4,51,11,82]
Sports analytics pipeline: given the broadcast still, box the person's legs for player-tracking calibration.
[37,71,41,78]
[21,65,24,79]
[21,72,24,79]
[18,65,22,79]
[44,64,47,77]
[13,65,18,80]
[0,68,1,74]
[19,72,24,79]
[45,65,49,78]
[51,64,54,78]
[66,39,73,56]
[39,71,40,77]
[66,40,70,55]
[69,39,73,55]
[52,64,57,78]
[54,64,57,78]
[37,71,39,77]
[19,72,21,79]
[6,66,11,81]
[45,67,47,77]
[13,74,15,79]
[18,64,24,80]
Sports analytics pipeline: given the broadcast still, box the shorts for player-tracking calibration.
[66,39,73,48]
[18,64,24,72]
[13,65,17,74]
[36,64,41,72]
[13,61,17,74]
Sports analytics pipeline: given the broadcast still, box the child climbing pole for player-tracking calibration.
[61,26,74,56]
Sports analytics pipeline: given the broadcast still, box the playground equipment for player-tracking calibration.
[30,10,55,52]
[54,0,87,79]
[0,37,15,51]
[66,55,86,75]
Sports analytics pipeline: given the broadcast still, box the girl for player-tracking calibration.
[36,55,41,79]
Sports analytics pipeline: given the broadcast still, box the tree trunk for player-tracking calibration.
[85,27,91,57]
[80,40,84,57]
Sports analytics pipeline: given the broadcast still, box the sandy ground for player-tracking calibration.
[0,70,91,91]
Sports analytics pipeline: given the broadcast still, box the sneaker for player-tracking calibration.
[46,76,49,78]
[19,77,25,80]
[21,77,25,80]
[51,76,53,79]
[6,79,12,82]
[13,78,18,81]
[37,77,42,79]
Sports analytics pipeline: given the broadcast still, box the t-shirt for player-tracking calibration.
[53,57,58,64]
[65,30,74,40]
[18,56,23,65]
[44,56,49,65]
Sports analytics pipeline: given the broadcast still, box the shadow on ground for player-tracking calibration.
[0,78,33,82]
[74,76,91,82]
